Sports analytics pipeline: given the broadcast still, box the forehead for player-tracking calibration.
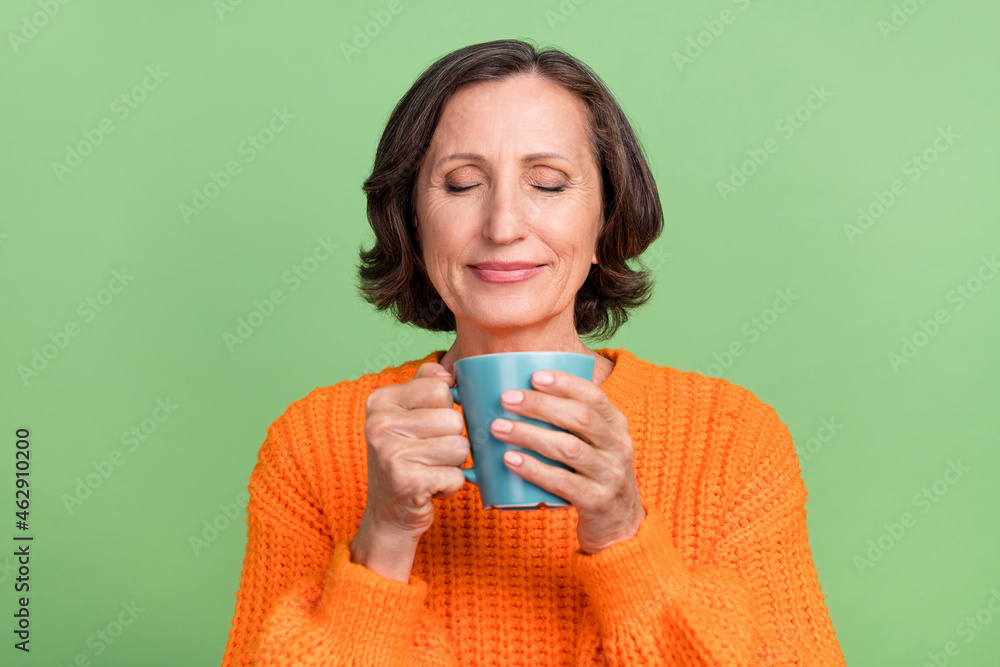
[429,75,594,161]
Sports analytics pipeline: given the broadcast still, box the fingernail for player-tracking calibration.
[492,418,513,433]
[505,451,523,466]
[501,390,523,405]
[534,371,554,385]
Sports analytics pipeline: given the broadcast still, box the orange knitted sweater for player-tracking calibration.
[221,348,845,666]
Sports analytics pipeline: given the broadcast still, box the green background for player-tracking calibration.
[2,0,998,664]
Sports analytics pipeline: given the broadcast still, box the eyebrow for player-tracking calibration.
[434,152,571,169]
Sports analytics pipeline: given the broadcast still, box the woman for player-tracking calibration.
[222,39,846,666]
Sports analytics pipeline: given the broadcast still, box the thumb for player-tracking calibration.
[414,361,453,384]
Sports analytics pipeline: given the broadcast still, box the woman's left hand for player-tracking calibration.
[490,369,646,555]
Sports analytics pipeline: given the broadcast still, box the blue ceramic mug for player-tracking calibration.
[449,351,596,510]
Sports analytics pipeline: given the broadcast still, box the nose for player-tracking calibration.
[483,177,529,244]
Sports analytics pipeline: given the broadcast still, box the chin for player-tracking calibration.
[461,307,542,331]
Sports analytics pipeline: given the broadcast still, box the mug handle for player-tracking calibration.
[450,386,478,486]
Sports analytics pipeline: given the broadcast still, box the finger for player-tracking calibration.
[539,369,625,425]
[428,465,470,500]
[501,389,614,449]
[503,447,589,507]
[369,381,443,414]
[386,368,456,411]
[530,369,624,427]
[490,418,597,478]
[380,407,466,439]
[414,361,453,383]
[405,435,471,468]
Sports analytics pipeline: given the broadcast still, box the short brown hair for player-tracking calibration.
[357,39,663,341]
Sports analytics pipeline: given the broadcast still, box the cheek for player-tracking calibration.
[421,189,484,232]
[416,199,453,256]
[553,186,601,226]
[546,200,602,258]
[416,223,467,281]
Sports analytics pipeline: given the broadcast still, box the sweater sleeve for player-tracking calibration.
[220,403,460,667]
[569,396,845,666]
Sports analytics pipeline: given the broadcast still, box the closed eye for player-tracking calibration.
[445,184,565,193]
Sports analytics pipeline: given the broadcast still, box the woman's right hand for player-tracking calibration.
[351,361,470,581]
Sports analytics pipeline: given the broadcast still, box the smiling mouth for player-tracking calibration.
[470,261,543,271]
[468,264,545,284]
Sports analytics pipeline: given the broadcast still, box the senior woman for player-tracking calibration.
[222,40,845,666]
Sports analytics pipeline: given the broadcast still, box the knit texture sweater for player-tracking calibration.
[221,348,846,666]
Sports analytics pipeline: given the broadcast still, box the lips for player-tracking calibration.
[469,261,544,284]
[470,261,542,271]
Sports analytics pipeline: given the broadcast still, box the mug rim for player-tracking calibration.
[453,350,595,365]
